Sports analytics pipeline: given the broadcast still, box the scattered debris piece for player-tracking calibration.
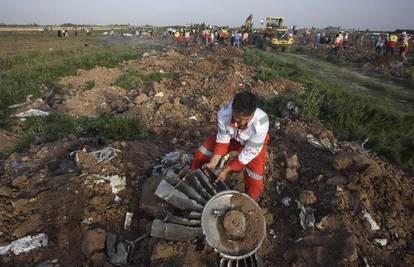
[85,174,126,194]
[15,109,50,118]
[89,146,121,164]
[106,233,130,266]
[0,233,48,256]
[124,212,133,230]
[297,201,315,230]
[306,134,339,152]
[362,210,380,231]
[373,238,387,247]
[281,196,291,207]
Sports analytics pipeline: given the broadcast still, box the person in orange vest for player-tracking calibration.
[176,32,183,48]
[191,92,270,201]
[388,32,398,55]
[332,32,343,54]
[185,31,190,46]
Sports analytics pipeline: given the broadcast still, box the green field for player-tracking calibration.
[243,49,414,171]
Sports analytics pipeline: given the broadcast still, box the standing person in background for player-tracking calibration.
[176,32,183,48]
[375,34,385,55]
[233,32,241,48]
[185,31,191,46]
[388,32,399,55]
[399,32,410,62]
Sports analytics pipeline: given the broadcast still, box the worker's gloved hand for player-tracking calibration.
[203,154,221,170]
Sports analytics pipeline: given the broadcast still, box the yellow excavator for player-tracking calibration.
[262,17,294,51]
[243,15,294,51]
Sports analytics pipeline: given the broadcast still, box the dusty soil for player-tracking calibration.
[1,40,413,267]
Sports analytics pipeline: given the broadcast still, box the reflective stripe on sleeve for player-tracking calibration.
[245,168,264,180]
[198,145,213,157]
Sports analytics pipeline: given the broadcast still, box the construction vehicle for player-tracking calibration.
[243,15,294,52]
[241,14,253,33]
[261,17,294,51]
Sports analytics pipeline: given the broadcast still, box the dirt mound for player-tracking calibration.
[2,45,413,267]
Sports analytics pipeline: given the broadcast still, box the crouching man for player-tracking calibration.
[191,92,270,201]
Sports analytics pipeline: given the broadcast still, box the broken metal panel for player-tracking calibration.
[155,180,204,211]
[150,219,202,241]
[165,212,201,227]
[188,211,202,219]
[194,169,217,196]
[163,169,207,205]
[185,172,213,200]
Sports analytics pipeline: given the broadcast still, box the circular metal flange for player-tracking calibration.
[201,190,266,260]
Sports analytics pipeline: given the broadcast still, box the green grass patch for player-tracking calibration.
[114,69,173,90]
[244,49,414,171]
[0,38,163,129]
[14,113,149,152]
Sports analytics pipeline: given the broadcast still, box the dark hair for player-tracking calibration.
[232,91,257,116]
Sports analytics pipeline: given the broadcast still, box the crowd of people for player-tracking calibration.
[310,30,411,62]
[167,26,250,49]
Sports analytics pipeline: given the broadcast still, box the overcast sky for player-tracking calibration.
[1,0,413,30]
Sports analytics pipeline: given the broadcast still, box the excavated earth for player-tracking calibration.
[1,43,414,267]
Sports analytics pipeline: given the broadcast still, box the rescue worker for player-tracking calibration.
[185,31,191,46]
[388,32,399,55]
[332,33,343,54]
[191,92,270,201]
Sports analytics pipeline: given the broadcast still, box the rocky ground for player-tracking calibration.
[0,43,413,266]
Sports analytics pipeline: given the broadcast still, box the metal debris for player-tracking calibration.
[297,201,315,230]
[124,212,134,230]
[152,150,192,176]
[151,219,202,241]
[106,233,129,266]
[0,233,48,256]
[306,134,339,152]
[89,147,121,164]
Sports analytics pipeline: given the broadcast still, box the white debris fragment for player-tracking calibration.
[81,217,94,225]
[307,134,339,152]
[154,92,164,97]
[114,195,122,204]
[373,238,387,247]
[0,233,48,256]
[189,115,198,121]
[124,212,133,230]
[89,146,121,164]
[281,196,291,207]
[85,174,126,194]
[269,229,277,239]
[15,109,50,118]
[362,210,380,231]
